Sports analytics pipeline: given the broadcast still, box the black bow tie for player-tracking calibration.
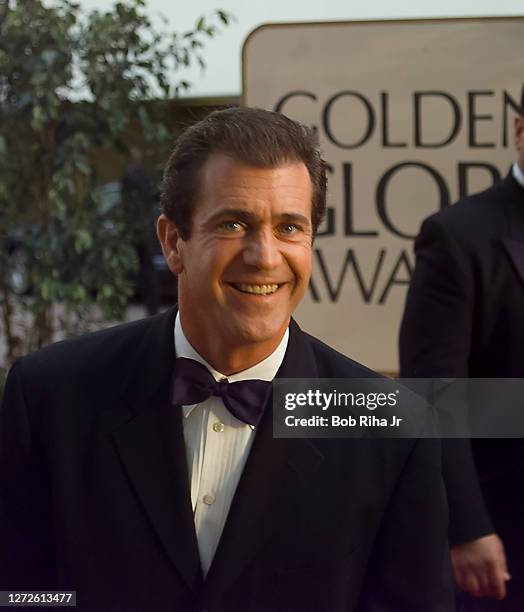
[171,357,272,427]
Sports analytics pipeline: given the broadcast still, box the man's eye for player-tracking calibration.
[279,223,299,235]
[219,221,244,232]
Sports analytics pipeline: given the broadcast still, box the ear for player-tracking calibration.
[157,214,184,275]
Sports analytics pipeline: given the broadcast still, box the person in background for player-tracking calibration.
[400,84,524,611]
[121,146,160,315]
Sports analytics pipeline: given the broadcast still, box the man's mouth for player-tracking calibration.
[230,283,281,296]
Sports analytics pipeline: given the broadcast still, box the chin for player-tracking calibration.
[228,316,288,347]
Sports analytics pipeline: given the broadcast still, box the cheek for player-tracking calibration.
[285,252,312,305]
[211,242,243,270]
[189,243,238,286]
[293,248,312,282]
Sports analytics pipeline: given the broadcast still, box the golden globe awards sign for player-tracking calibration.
[243,18,524,372]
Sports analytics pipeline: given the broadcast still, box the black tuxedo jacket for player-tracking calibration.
[400,172,524,550]
[1,309,452,611]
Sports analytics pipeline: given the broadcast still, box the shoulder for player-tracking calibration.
[11,311,173,392]
[297,329,436,435]
[421,178,507,241]
[301,330,382,380]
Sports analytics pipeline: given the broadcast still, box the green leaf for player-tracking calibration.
[101,285,114,298]
[40,281,51,301]
[74,158,91,176]
[31,105,47,129]
[73,285,87,301]
[74,228,93,253]
[217,10,230,25]
[42,50,58,66]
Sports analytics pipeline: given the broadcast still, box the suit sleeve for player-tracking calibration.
[399,214,493,544]
[357,436,454,612]
[0,359,56,589]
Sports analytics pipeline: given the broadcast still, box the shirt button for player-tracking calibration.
[203,494,216,505]
[213,422,225,433]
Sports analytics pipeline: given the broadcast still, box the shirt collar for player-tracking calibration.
[174,312,289,418]
[512,161,524,189]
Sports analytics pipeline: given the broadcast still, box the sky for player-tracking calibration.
[77,0,524,98]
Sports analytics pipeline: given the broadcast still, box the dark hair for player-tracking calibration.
[521,83,524,115]
[160,107,327,239]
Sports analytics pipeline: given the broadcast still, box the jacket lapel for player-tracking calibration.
[501,171,524,288]
[201,320,325,601]
[109,313,326,598]
[110,308,202,592]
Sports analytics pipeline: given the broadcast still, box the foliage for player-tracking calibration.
[0,0,231,368]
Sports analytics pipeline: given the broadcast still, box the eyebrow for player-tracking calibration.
[206,208,311,227]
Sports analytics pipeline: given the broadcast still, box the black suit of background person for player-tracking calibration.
[121,146,160,315]
[0,108,453,612]
[400,85,524,611]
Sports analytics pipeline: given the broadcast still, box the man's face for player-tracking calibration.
[158,154,313,365]
[516,114,524,172]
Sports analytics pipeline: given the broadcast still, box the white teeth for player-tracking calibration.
[234,283,279,295]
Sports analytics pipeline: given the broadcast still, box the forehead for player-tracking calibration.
[196,154,313,219]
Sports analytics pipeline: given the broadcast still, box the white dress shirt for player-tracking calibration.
[512,161,524,188]
[174,313,289,576]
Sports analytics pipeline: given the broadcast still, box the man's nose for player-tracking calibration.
[242,229,282,269]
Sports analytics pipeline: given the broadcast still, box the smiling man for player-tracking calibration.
[158,153,314,373]
[1,108,452,611]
